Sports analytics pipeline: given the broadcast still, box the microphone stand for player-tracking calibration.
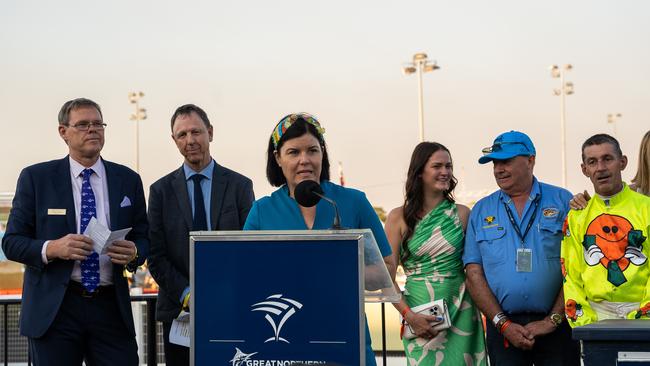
[313,191,342,229]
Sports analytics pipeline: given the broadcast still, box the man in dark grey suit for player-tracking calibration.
[147,104,254,366]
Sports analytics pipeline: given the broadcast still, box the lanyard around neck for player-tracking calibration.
[503,192,541,246]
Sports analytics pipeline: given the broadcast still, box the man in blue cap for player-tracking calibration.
[463,131,580,365]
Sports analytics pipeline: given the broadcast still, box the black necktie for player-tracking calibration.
[191,174,208,231]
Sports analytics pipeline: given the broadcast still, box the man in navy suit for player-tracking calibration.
[2,98,148,366]
[148,104,254,365]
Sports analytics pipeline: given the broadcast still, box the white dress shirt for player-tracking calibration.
[41,156,114,285]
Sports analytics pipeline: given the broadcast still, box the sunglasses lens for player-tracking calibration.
[482,143,500,154]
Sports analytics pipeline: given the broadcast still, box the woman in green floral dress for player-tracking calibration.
[385,142,486,365]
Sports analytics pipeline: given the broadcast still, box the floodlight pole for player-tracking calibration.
[128,91,147,173]
[550,64,574,188]
[403,53,440,142]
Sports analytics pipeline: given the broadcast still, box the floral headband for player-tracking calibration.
[271,113,326,149]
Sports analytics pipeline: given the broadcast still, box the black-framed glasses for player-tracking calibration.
[481,141,529,155]
[68,121,107,131]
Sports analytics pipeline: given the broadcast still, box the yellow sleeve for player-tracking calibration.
[627,222,650,320]
[561,215,598,327]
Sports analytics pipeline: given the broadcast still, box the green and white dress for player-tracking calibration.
[402,200,486,366]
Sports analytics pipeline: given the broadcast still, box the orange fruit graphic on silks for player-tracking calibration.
[585,214,633,271]
[582,213,648,286]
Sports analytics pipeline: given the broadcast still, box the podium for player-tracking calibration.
[572,319,650,365]
[189,229,400,366]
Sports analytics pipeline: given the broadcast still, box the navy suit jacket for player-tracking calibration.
[1,157,149,338]
[147,162,253,322]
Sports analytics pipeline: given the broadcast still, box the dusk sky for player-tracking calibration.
[1,0,648,210]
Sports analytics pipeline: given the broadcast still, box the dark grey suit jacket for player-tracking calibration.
[147,161,254,322]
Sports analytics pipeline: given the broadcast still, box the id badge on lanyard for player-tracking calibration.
[504,192,540,273]
[516,248,533,272]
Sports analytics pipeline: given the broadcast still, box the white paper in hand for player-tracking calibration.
[104,227,132,254]
[83,217,110,254]
[83,217,132,254]
[170,311,190,347]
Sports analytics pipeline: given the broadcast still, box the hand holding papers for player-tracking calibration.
[170,311,190,347]
[83,217,131,255]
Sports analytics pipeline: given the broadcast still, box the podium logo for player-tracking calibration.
[251,294,303,343]
[230,347,327,366]
[230,347,257,366]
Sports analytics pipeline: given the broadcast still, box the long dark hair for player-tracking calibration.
[401,142,457,262]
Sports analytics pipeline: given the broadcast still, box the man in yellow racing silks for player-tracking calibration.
[562,134,650,327]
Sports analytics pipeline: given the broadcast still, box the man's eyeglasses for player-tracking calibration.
[481,141,529,155]
[67,121,107,131]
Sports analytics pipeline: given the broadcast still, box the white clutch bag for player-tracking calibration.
[401,299,451,340]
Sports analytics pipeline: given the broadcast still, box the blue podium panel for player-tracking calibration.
[191,233,365,366]
[572,319,650,366]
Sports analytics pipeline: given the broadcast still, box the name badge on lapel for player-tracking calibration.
[47,209,67,216]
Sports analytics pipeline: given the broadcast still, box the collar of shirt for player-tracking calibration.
[498,176,541,224]
[595,182,629,207]
[183,158,214,182]
[183,158,215,230]
[69,156,106,180]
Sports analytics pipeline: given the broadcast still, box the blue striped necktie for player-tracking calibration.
[79,168,99,292]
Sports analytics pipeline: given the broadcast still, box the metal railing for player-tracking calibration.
[0,294,159,366]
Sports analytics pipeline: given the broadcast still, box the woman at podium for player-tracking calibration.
[243,112,395,366]
[385,142,487,365]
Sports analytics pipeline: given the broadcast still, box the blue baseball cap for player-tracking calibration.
[478,130,536,164]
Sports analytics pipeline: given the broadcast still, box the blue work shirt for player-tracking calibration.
[183,159,215,231]
[463,177,572,314]
[244,180,391,366]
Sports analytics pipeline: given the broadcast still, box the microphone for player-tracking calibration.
[294,180,343,230]
[294,180,322,207]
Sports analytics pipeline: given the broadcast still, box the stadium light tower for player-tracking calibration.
[607,113,622,137]
[550,64,574,188]
[128,91,147,173]
[403,53,440,142]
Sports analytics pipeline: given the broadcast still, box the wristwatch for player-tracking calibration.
[495,316,509,331]
[125,246,140,273]
[549,313,563,327]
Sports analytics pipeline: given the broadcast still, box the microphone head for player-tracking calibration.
[294,180,323,207]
